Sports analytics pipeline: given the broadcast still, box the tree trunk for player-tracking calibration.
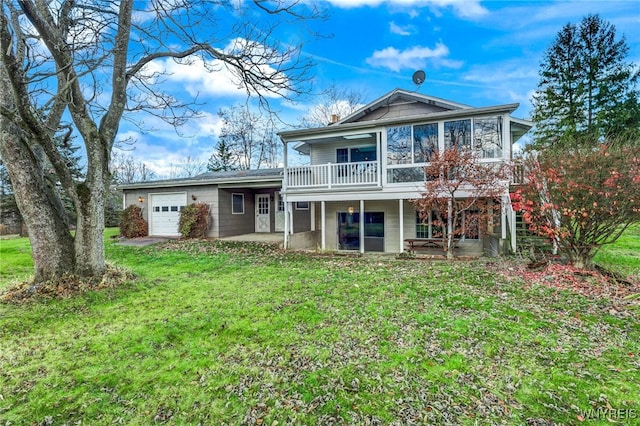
[569,247,594,270]
[73,135,109,279]
[74,180,107,279]
[446,198,454,259]
[0,131,76,282]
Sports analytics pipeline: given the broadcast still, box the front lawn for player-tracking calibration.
[595,224,640,280]
[0,231,638,424]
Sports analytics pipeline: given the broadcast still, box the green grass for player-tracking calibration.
[594,224,640,279]
[0,236,34,286]
[0,229,639,425]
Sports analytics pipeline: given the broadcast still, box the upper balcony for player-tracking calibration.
[286,161,379,190]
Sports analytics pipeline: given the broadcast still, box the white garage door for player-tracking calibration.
[150,192,187,236]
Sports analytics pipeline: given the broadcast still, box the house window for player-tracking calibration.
[232,193,244,214]
[413,123,438,162]
[387,167,424,183]
[474,117,502,158]
[386,125,412,165]
[295,201,309,210]
[386,123,439,184]
[276,192,284,212]
[416,212,429,239]
[459,210,480,240]
[337,146,377,163]
[351,146,376,162]
[445,119,472,150]
[336,148,349,163]
[416,211,445,239]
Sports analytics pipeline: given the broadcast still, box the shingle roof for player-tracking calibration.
[117,168,283,190]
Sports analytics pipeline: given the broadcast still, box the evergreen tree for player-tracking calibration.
[207,139,238,172]
[531,14,640,148]
[50,132,85,226]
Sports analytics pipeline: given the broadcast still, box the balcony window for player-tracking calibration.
[386,125,412,165]
[387,167,424,183]
[474,117,502,158]
[445,119,471,150]
[413,123,438,162]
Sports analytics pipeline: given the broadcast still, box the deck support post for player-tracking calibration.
[399,199,404,253]
[360,200,365,254]
[321,201,326,251]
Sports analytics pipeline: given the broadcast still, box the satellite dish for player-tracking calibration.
[412,70,426,85]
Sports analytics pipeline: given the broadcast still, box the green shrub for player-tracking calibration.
[179,202,211,238]
[119,205,148,238]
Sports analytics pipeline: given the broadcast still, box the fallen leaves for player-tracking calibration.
[490,259,640,309]
[0,265,135,303]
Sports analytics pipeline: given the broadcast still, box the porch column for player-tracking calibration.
[359,199,365,254]
[282,138,289,249]
[289,202,294,235]
[283,198,289,249]
[399,199,404,253]
[321,201,326,251]
[310,202,316,231]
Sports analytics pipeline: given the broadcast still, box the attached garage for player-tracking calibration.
[149,192,187,236]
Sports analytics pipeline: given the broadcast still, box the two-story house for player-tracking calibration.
[278,88,532,255]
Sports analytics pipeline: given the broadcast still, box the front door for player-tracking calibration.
[255,194,270,233]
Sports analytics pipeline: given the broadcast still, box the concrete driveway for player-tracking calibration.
[115,237,173,247]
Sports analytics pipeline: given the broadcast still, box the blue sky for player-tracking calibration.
[117,0,640,176]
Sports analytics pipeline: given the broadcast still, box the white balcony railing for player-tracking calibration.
[286,161,379,189]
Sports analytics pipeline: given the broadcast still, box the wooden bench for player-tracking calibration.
[404,238,459,253]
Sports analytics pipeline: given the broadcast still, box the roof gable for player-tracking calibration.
[337,88,470,125]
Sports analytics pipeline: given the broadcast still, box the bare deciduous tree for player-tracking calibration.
[167,155,207,179]
[0,0,323,283]
[300,83,366,127]
[216,105,282,170]
[110,152,157,184]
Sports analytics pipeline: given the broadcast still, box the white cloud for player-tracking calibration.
[366,42,461,72]
[115,110,224,177]
[325,0,488,19]
[463,61,538,85]
[139,38,290,100]
[390,21,413,36]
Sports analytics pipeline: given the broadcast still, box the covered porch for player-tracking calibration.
[282,196,516,256]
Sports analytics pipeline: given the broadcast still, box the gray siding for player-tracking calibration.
[124,185,219,235]
[357,102,449,122]
[218,188,255,237]
[292,202,312,233]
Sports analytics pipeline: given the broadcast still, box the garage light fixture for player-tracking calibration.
[138,196,144,203]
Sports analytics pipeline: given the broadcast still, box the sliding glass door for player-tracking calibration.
[337,212,384,252]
